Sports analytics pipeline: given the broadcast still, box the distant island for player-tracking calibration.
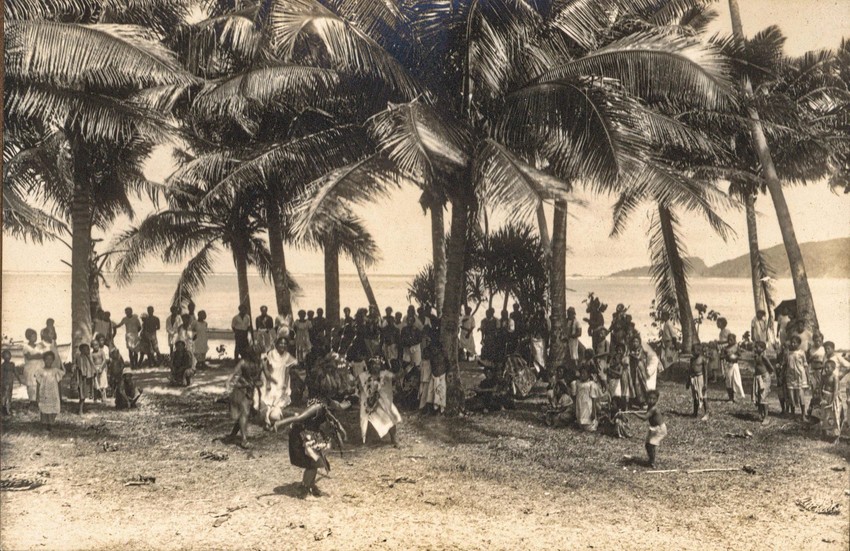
[609,237,850,279]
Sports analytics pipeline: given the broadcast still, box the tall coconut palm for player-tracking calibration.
[726,0,818,327]
[4,0,196,346]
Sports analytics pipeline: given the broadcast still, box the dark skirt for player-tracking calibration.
[288,425,330,471]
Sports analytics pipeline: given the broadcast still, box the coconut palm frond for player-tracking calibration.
[288,153,401,239]
[267,0,420,99]
[626,161,736,241]
[368,100,468,183]
[6,83,175,143]
[202,124,370,204]
[537,30,734,109]
[6,21,196,92]
[639,107,726,158]
[499,77,647,192]
[648,207,689,321]
[170,240,220,308]
[192,65,342,124]
[166,152,241,196]
[326,213,381,267]
[101,0,192,37]
[1,184,69,243]
[4,0,98,22]
[711,25,786,84]
[609,186,643,238]
[111,210,212,284]
[170,12,260,76]
[130,82,198,114]
[475,139,580,223]
[548,0,610,50]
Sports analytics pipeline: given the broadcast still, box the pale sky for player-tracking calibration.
[3,0,849,277]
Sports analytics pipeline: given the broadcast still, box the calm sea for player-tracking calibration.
[2,272,848,356]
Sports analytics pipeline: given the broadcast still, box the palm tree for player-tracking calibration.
[727,0,818,328]
[4,1,196,346]
[111,172,298,315]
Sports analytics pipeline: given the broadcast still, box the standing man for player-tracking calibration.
[751,310,770,345]
[116,307,142,368]
[565,307,583,365]
[659,312,680,368]
[312,308,329,350]
[459,305,476,361]
[165,306,182,357]
[255,305,275,352]
[231,305,253,361]
[140,306,161,367]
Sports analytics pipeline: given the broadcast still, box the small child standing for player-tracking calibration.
[107,348,126,398]
[74,343,98,414]
[623,389,667,469]
[1,349,22,416]
[687,343,709,420]
[785,335,810,422]
[35,351,64,429]
[751,341,774,425]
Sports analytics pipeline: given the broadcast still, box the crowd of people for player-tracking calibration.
[4,296,850,476]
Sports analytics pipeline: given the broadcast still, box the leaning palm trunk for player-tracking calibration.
[658,205,697,350]
[536,203,551,255]
[547,199,568,374]
[442,198,469,414]
[324,240,341,331]
[70,155,93,348]
[729,0,818,328]
[355,258,378,311]
[431,204,447,315]
[744,192,766,315]
[266,194,292,318]
[231,236,252,317]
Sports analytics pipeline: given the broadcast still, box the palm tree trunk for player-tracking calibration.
[442,199,469,414]
[744,192,766,314]
[265,194,292,318]
[70,143,93,348]
[547,199,568,374]
[728,0,818,329]
[355,258,378,311]
[231,237,252,318]
[324,239,341,331]
[658,205,697,350]
[536,203,551,254]
[431,203,447,316]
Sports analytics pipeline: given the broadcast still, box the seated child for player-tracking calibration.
[170,340,195,386]
[544,378,574,427]
[115,371,143,410]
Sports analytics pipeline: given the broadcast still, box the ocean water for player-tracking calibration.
[2,272,848,355]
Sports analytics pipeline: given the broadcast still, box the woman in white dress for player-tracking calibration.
[259,337,298,427]
[193,311,210,366]
[458,306,476,360]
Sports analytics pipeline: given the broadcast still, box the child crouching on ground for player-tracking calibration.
[622,389,667,468]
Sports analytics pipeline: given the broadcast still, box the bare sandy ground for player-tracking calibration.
[1,363,848,550]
